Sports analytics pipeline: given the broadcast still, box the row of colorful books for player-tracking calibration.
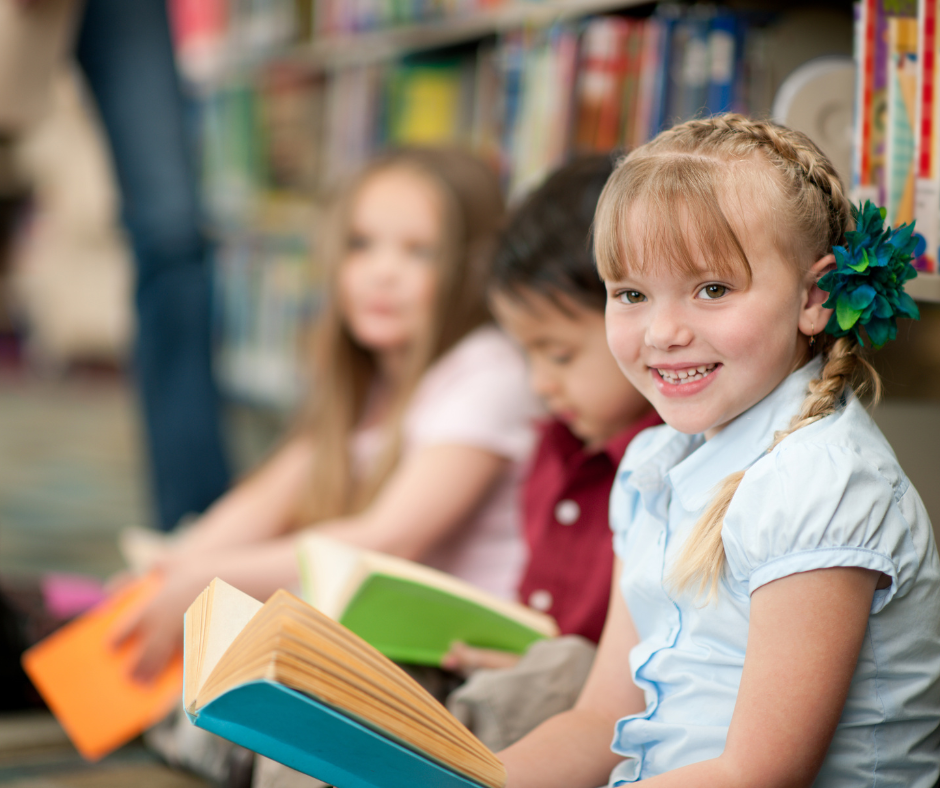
[199,4,784,215]
[169,0,313,82]
[853,0,940,273]
[211,198,320,408]
[315,0,508,36]
[195,3,794,405]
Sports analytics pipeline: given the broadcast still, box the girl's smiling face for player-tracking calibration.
[604,201,823,439]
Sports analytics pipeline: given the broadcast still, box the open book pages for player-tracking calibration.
[297,533,557,637]
[185,579,507,788]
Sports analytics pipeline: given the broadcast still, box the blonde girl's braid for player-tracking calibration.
[658,114,883,600]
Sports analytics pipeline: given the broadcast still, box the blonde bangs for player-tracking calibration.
[595,153,752,285]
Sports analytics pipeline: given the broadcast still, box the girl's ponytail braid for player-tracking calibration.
[665,114,880,600]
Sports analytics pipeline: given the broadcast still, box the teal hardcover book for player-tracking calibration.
[183,579,505,788]
[186,681,488,788]
[297,535,558,666]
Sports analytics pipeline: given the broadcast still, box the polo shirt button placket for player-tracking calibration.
[528,589,553,612]
[554,499,580,525]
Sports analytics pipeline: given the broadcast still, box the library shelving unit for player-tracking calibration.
[196,0,928,412]
[288,0,653,70]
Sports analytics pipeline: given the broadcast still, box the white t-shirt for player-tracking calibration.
[352,325,541,599]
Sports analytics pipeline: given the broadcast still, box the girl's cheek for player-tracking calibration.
[605,318,636,362]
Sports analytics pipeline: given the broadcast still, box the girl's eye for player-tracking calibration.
[617,290,647,304]
[698,284,729,300]
[549,352,574,365]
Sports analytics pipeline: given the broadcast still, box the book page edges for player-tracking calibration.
[184,578,264,711]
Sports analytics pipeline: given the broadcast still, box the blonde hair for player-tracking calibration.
[594,114,882,599]
[293,148,504,525]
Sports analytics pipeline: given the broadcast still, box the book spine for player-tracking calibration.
[885,17,919,226]
[706,12,736,115]
[855,0,879,201]
[915,0,940,270]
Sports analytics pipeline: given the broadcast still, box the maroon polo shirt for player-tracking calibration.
[517,410,662,643]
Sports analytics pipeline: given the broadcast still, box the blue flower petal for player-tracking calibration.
[847,284,877,310]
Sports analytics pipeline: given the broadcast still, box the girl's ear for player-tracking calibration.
[798,253,836,339]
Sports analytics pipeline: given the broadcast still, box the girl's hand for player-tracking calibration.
[110,563,203,684]
[441,642,521,676]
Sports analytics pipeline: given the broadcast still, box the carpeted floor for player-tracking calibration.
[0,370,145,580]
[0,368,211,787]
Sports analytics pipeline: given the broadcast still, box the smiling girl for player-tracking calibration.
[114,148,540,683]
[498,115,940,787]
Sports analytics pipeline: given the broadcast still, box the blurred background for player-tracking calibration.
[1,0,939,782]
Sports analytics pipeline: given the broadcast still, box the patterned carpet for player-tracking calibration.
[0,369,210,787]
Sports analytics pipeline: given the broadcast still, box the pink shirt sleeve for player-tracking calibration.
[402,325,543,599]
[403,325,541,462]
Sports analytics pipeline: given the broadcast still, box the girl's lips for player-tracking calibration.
[650,363,721,397]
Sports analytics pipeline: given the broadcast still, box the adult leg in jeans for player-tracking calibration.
[75,0,230,530]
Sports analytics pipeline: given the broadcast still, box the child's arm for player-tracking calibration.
[500,560,647,788]
[440,642,522,675]
[311,443,508,559]
[624,566,881,788]
[114,443,507,681]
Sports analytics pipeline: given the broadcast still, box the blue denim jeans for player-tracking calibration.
[75,0,230,530]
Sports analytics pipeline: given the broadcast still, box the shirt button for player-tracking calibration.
[528,589,553,612]
[554,499,581,525]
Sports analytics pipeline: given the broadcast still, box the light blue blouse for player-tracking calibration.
[609,359,940,787]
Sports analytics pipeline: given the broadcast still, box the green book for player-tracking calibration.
[297,535,558,666]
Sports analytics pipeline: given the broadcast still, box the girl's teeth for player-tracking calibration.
[657,365,716,385]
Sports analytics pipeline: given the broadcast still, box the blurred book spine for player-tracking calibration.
[854,0,939,274]
[915,0,940,271]
[314,0,509,35]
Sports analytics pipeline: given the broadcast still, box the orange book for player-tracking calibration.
[22,574,183,761]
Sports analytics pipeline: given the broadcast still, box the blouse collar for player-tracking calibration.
[621,358,824,513]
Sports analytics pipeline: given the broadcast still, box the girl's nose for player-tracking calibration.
[369,247,402,281]
[645,305,692,350]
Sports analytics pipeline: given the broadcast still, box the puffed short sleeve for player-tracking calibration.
[404,329,542,462]
[721,442,918,612]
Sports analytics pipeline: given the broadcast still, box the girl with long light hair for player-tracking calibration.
[117,148,540,682]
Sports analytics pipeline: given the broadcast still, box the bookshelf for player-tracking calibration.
[189,0,940,410]
[289,0,653,70]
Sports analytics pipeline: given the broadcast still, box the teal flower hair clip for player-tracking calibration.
[818,200,921,349]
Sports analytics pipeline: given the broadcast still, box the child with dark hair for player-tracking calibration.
[440,155,658,752]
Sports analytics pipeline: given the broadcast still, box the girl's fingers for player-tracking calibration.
[130,632,174,684]
[104,569,137,596]
[109,604,144,649]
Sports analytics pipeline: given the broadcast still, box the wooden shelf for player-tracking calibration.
[274,0,650,71]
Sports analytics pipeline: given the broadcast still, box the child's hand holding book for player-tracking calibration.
[440,642,522,677]
[110,560,205,683]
